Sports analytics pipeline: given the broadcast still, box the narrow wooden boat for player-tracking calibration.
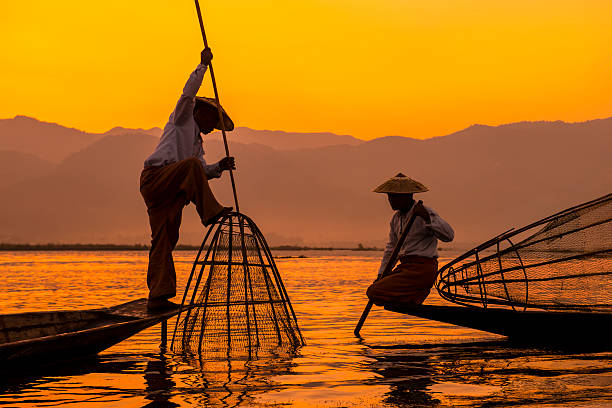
[0,299,179,366]
[384,304,612,345]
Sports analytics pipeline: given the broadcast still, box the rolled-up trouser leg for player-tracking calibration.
[146,197,184,300]
[366,257,438,306]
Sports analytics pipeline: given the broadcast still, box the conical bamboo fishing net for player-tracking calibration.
[171,212,304,357]
[437,193,612,312]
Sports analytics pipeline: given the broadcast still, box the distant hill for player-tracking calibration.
[104,126,163,138]
[208,127,363,150]
[0,150,55,189]
[0,116,610,246]
[0,116,103,163]
[0,133,158,243]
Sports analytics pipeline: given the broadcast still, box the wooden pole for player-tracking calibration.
[194,0,240,212]
[354,200,423,337]
[226,217,234,354]
[161,320,167,349]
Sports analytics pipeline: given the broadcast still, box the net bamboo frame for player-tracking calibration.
[437,193,612,312]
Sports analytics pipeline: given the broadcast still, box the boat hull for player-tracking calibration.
[0,299,180,367]
[384,304,612,346]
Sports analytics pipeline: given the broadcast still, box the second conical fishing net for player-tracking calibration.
[437,193,612,312]
[171,212,304,358]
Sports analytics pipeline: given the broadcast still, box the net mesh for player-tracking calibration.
[437,193,612,312]
[172,212,304,358]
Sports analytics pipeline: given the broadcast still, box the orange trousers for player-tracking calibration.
[366,256,438,306]
[140,158,224,300]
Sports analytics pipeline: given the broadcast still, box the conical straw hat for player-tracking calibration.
[195,96,235,131]
[373,173,429,194]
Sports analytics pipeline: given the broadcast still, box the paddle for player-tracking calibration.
[353,200,423,337]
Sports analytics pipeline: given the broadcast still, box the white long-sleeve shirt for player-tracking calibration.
[378,203,454,275]
[144,64,222,178]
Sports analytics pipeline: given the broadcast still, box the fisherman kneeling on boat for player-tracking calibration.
[140,48,235,311]
[367,174,454,306]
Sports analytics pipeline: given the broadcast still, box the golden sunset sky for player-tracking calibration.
[1,0,611,139]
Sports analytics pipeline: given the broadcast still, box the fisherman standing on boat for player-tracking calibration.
[367,174,454,306]
[140,48,234,311]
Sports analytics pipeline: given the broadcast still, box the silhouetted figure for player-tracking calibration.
[140,48,235,311]
[367,173,454,305]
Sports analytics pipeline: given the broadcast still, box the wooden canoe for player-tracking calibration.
[384,304,612,346]
[0,299,180,367]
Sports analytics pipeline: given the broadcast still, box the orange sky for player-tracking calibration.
[1,1,611,140]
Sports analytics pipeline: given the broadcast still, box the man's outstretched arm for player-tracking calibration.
[174,48,213,124]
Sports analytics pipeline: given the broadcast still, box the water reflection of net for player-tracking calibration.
[171,212,304,358]
[437,193,612,312]
[173,354,295,408]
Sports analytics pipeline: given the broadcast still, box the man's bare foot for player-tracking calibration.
[204,206,233,226]
[147,298,179,312]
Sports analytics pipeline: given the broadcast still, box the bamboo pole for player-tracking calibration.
[354,200,423,337]
[194,0,239,212]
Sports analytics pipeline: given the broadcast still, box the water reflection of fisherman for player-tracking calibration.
[367,174,454,306]
[366,348,440,406]
[140,48,235,311]
[144,355,179,408]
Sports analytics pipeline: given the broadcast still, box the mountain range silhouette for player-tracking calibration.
[0,115,610,247]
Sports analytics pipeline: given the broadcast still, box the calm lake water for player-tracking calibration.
[0,250,610,407]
